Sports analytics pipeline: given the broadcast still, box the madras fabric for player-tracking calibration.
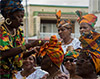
[0,0,24,17]
[76,10,97,27]
[56,10,72,28]
[89,50,100,73]
[79,30,100,54]
[38,35,64,68]
[65,50,79,58]
[79,30,100,73]
[80,49,100,73]
[0,23,25,78]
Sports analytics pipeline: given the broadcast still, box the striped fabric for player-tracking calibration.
[79,30,100,73]
[56,10,72,28]
[38,35,64,68]
[76,10,97,27]
[79,30,100,54]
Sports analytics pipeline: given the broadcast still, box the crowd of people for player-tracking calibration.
[0,0,100,79]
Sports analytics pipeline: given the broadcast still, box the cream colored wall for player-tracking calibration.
[24,5,88,37]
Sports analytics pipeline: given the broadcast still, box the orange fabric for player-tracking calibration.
[38,35,64,68]
[56,10,72,28]
[78,14,97,27]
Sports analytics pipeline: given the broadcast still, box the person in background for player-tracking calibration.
[76,11,100,76]
[63,47,82,79]
[56,10,81,76]
[15,54,49,79]
[76,10,96,35]
[0,0,44,78]
[38,35,68,79]
[56,10,81,53]
[76,51,97,79]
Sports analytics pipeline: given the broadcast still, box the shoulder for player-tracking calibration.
[18,27,24,33]
[36,69,49,74]
[15,71,23,79]
[72,38,82,49]
[0,25,6,33]
[33,69,49,78]
[73,38,80,42]
[72,38,81,44]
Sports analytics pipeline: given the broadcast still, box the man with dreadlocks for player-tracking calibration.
[0,0,44,78]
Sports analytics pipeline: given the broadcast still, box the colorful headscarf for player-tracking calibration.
[38,35,64,68]
[0,0,24,17]
[56,10,72,28]
[79,30,100,73]
[76,10,97,27]
[65,50,79,58]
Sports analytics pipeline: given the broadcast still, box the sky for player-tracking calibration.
[22,0,89,6]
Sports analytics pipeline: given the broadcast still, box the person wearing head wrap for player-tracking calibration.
[62,47,82,79]
[0,0,44,78]
[56,10,81,76]
[76,10,97,35]
[76,50,98,78]
[56,10,81,53]
[76,10,100,74]
[38,35,64,68]
[38,35,68,79]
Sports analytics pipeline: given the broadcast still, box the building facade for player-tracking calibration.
[23,4,88,39]
[0,4,88,40]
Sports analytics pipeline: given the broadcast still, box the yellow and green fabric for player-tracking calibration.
[64,50,79,58]
[38,35,64,68]
[79,30,100,73]
[0,24,25,78]
[76,10,97,27]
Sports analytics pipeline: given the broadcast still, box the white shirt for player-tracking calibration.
[15,69,49,79]
[62,38,81,54]
[60,38,81,76]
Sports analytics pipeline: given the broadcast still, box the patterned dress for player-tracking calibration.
[0,24,25,79]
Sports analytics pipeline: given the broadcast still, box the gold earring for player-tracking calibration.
[5,18,12,25]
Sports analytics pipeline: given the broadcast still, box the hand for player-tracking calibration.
[31,40,45,47]
[31,46,40,54]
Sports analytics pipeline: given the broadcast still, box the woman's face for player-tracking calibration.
[64,57,76,72]
[80,23,93,35]
[22,55,35,70]
[58,26,71,39]
[9,11,24,28]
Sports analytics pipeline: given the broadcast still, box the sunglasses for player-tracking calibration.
[64,58,77,62]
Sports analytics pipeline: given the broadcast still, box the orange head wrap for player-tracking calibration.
[38,35,64,68]
[56,10,72,28]
[76,10,97,27]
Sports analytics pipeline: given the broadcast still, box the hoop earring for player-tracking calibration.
[5,18,12,25]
